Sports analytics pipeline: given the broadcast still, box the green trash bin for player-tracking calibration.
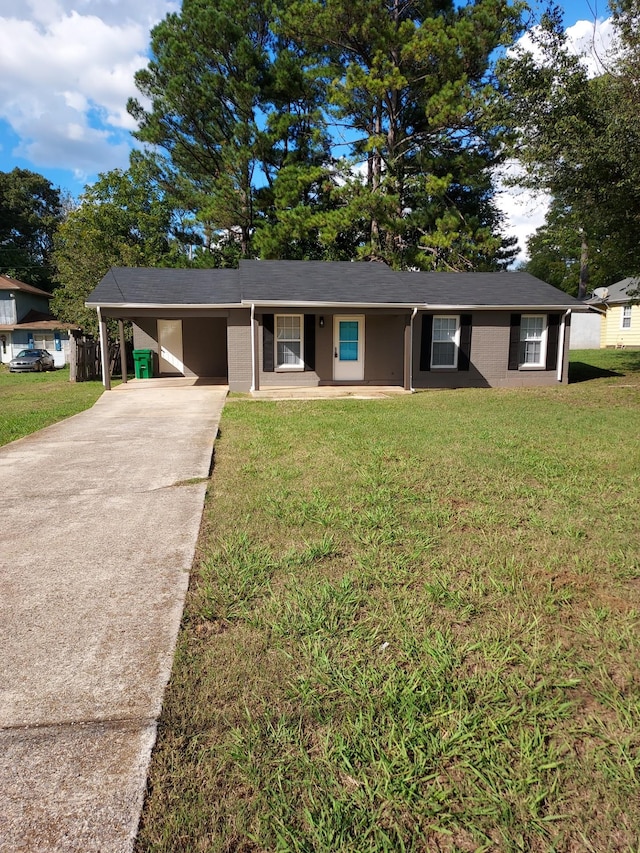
[133,349,153,379]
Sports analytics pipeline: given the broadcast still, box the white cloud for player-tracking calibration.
[0,1,178,181]
[496,165,552,266]
[565,17,618,74]
[515,16,618,76]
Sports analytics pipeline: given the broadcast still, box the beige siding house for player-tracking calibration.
[87,261,588,392]
[591,278,640,348]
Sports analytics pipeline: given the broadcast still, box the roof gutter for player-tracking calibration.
[241,300,419,310]
[85,300,584,312]
[242,300,583,311]
[85,302,245,310]
[421,304,584,312]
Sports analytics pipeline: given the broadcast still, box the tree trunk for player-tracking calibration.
[578,230,589,300]
[370,100,383,255]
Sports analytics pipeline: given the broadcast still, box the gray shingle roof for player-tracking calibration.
[86,262,585,310]
[599,277,640,304]
[398,271,582,308]
[86,267,242,305]
[238,260,419,303]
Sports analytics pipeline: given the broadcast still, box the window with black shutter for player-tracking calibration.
[263,314,274,372]
[304,314,315,371]
[419,315,432,371]
[458,314,472,371]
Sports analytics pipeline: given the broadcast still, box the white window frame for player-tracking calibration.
[519,314,547,368]
[621,305,632,329]
[431,315,460,369]
[275,313,304,371]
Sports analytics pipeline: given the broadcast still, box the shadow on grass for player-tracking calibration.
[569,349,640,383]
[569,362,623,383]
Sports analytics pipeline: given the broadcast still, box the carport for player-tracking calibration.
[87,267,243,390]
[97,308,229,386]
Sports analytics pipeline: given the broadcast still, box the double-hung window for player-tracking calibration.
[275,314,303,369]
[622,305,632,329]
[0,299,16,324]
[520,315,546,367]
[431,316,459,368]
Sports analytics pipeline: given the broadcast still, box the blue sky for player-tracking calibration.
[0,0,616,257]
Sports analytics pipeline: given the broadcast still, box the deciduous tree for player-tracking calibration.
[51,156,181,333]
[499,6,640,295]
[0,168,63,289]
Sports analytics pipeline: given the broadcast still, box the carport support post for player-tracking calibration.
[404,310,415,391]
[118,320,127,383]
[98,307,111,390]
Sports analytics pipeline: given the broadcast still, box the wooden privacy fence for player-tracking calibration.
[70,337,127,382]
[69,337,100,382]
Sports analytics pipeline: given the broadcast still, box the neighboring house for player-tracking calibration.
[86,260,588,392]
[586,277,640,349]
[569,308,602,349]
[0,275,76,367]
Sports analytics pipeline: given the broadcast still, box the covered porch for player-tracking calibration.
[96,309,232,390]
[253,308,417,392]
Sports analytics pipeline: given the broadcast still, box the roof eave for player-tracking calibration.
[423,304,581,311]
[85,301,245,309]
[241,300,419,309]
[244,300,581,310]
[86,300,583,311]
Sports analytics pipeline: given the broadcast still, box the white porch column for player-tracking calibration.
[98,307,111,390]
[118,319,127,383]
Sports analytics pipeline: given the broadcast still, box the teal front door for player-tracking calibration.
[333,316,364,380]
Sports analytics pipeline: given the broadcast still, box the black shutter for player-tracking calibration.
[419,315,433,371]
[458,314,472,371]
[508,314,521,371]
[304,314,316,371]
[263,314,274,372]
[545,313,560,371]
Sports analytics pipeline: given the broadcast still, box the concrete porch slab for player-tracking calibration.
[249,385,410,400]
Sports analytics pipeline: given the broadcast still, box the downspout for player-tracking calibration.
[410,307,418,392]
[250,303,256,392]
[556,309,570,382]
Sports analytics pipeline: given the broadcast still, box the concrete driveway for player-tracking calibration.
[0,379,227,852]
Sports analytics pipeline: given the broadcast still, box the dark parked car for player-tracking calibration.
[9,349,56,372]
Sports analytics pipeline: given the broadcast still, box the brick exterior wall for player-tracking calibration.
[257,310,408,387]
[412,310,571,388]
[227,309,253,391]
[130,307,573,389]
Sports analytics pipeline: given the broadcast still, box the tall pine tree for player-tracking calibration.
[129,0,523,269]
[279,0,522,268]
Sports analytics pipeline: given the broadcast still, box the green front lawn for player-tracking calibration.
[136,350,640,852]
[0,365,104,447]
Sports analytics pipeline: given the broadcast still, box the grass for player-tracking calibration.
[137,348,640,853]
[0,364,104,446]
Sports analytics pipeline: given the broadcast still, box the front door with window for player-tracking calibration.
[158,319,184,374]
[333,316,364,381]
